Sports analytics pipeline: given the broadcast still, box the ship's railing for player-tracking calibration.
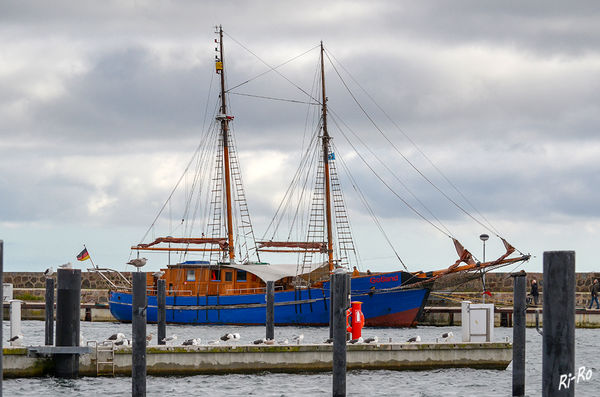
[224,286,284,295]
[148,289,194,296]
[88,267,132,291]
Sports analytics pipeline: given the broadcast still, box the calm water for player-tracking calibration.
[3,321,600,396]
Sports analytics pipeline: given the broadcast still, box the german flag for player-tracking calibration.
[77,248,90,261]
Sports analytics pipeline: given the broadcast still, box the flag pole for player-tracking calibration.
[84,245,98,269]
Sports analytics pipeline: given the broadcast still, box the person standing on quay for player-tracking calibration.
[530,279,539,306]
[589,278,600,310]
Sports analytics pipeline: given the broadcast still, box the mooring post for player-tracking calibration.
[132,272,147,396]
[45,277,55,346]
[157,278,166,345]
[332,271,350,397]
[511,270,526,397]
[1,240,4,397]
[266,280,275,340]
[329,275,335,339]
[9,300,23,346]
[55,268,81,378]
[543,251,575,396]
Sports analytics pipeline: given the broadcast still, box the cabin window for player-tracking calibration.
[225,271,233,282]
[211,269,221,281]
[236,270,247,282]
[186,269,196,282]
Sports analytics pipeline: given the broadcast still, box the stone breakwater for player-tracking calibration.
[3,271,600,307]
[4,271,132,290]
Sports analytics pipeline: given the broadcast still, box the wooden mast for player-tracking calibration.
[320,42,334,271]
[217,25,236,262]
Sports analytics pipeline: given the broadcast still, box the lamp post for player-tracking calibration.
[480,234,489,303]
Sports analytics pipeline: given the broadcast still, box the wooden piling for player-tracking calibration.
[511,270,526,396]
[55,268,81,378]
[157,279,166,345]
[132,272,147,396]
[45,278,55,346]
[266,280,274,340]
[542,251,575,396]
[332,272,349,397]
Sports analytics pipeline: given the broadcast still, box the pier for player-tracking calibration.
[2,342,512,377]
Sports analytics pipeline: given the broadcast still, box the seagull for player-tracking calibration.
[162,335,177,344]
[291,334,304,344]
[8,334,23,343]
[153,271,165,278]
[43,267,54,278]
[220,333,240,342]
[364,336,378,344]
[253,339,265,345]
[107,333,126,342]
[80,331,86,346]
[182,338,201,346]
[59,262,72,269]
[115,338,130,347]
[127,258,147,270]
[348,337,363,344]
[146,333,153,344]
[207,339,220,345]
[277,339,289,345]
[440,331,454,342]
[407,336,421,343]
[323,338,333,344]
[264,339,275,345]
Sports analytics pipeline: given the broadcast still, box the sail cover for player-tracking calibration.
[226,262,327,282]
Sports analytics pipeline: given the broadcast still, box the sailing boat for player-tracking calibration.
[108,27,529,327]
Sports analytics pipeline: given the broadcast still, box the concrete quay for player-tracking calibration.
[2,342,512,377]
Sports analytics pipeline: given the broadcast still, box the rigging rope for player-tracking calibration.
[226,44,320,93]
[327,111,451,238]
[331,141,408,271]
[228,91,319,105]
[223,31,321,104]
[324,50,502,243]
[325,49,521,252]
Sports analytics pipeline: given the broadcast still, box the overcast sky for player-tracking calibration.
[1,1,599,275]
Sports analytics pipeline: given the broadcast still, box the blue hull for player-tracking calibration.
[109,271,430,327]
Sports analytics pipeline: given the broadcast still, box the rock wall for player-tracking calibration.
[3,271,132,290]
[432,271,600,293]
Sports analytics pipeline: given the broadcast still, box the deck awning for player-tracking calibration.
[226,262,327,282]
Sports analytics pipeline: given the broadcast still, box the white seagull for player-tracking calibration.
[220,333,240,342]
[182,338,201,346]
[440,331,454,342]
[153,271,165,278]
[59,262,72,269]
[291,334,304,344]
[127,258,147,270]
[162,334,177,344]
[107,333,126,342]
[43,267,54,278]
[407,336,421,343]
[348,337,363,344]
[115,338,130,347]
[364,336,378,344]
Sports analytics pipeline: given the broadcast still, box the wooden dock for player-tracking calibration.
[2,342,512,377]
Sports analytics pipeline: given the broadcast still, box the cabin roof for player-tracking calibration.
[165,261,327,282]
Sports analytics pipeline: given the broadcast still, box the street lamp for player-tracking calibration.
[480,234,489,303]
[480,234,489,262]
